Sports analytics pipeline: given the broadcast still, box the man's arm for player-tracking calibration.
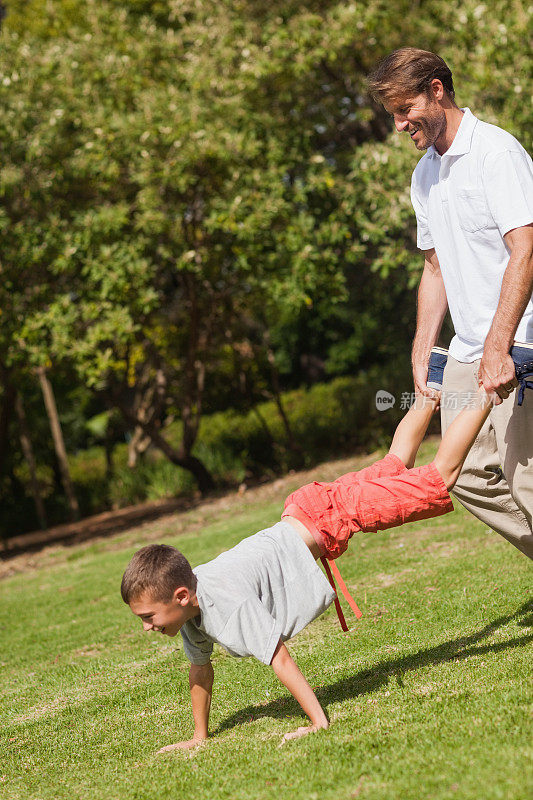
[157,661,214,753]
[479,224,533,404]
[270,640,328,743]
[411,248,449,396]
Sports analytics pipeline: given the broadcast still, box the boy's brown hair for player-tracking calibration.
[367,47,455,105]
[121,544,196,604]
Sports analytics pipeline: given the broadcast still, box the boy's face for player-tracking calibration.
[129,588,194,637]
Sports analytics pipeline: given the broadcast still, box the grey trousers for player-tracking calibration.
[441,356,533,559]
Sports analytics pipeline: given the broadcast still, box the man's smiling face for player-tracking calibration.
[129,589,194,637]
[385,91,447,151]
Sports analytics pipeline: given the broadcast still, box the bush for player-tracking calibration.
[195,356,412,475]
[6,357,413,536]
[108,458,195,508]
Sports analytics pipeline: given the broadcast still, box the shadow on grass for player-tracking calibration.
[214,599,533,733]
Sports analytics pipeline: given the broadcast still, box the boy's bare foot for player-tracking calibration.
[156,737,206,754]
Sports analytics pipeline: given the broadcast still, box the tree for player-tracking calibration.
[1,0,529,511]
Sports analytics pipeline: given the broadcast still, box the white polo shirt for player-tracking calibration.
[411,108,533,362]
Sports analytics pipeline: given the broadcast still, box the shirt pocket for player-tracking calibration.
[456,189,491,233]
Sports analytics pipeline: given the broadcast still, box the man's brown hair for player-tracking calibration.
[367,48,455,105]
[121,544,196,604]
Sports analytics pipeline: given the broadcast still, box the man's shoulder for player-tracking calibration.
[473,117,527,156]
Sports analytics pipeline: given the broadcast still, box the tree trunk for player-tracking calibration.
[0,372,15,478]
[143,425,215,494]
[104,437,114,481]
[127,425,151,468]
[266,348,304,465]
[109,392,215,494]
[14,391,47,530]
[252,406,276,445]
[37,366,79,521]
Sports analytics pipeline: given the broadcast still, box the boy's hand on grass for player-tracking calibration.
[156,737,205,754]
[279,722,328,745]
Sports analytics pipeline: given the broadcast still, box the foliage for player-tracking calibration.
[109,458,195,507]
[6,360,411,533]
[0,0,530,523]
[195,361,411,473]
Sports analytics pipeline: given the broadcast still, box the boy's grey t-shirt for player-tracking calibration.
[180,521,336,666]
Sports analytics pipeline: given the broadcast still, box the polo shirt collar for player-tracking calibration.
[427,108,478,159]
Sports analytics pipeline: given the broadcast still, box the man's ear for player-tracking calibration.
[429,78,445,102]
[173,585,191,606]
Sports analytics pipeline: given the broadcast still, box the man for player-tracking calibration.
[368,48,533,558]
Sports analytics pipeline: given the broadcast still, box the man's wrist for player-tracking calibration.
[412,338,434,365]
[484,320,519,355]
[482,338,514,363]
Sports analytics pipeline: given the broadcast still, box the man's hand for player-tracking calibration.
[413,358,437,398]
[478,346,517,405]
[279,723,328,746]
[157,737,206,754]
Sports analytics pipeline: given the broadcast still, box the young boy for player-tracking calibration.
[121,353,513,751]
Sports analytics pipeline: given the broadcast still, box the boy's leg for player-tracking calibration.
[283,394,443,555]
[434,388,493,490]
[388,394,440,469]
[283,458,454,554]
[345,357,442,482]
[334,453,408,486]
[299,422,434,536]
[283,381,490,552]
[327,389,493,535]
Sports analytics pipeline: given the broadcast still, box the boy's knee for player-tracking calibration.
[446,472,459,492]
[434,457,459,492]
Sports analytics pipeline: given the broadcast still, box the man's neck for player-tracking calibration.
[434,106,465,155]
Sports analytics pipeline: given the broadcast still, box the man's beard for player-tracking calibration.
[413,113,446,150]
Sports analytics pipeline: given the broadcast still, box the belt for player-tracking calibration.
[320,556,363,632]
[510,345,533,407]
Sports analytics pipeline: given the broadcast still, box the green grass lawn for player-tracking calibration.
[1,441,531,800]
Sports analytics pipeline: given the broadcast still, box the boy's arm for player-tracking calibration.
[157,661,214,753]
[270,640,328,743]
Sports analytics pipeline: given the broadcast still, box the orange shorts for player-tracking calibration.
[282,453,453,560]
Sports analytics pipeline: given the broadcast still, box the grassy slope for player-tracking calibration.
[1,441,531,800]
